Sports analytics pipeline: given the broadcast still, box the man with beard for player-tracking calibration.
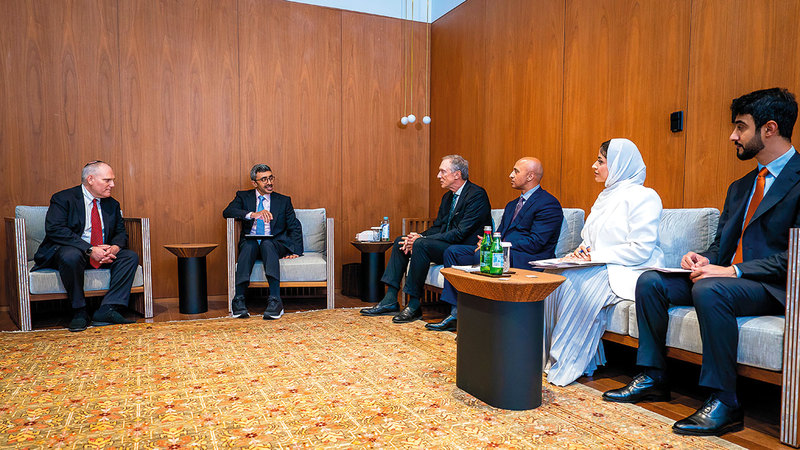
[603,88,799,437]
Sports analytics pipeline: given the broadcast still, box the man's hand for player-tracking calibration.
[98,244,120,264]
[400,233,422,254]
[681,251,709,270]
[282,254,300,259]
[251,210,273,222]
[474,234,482,252]
[689,264,737,282]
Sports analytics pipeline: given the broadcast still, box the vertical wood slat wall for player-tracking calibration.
[0,0,430,304]
[431,0,800,215]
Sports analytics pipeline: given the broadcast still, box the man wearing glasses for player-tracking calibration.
[33,161,139,332]
[223,164,303,320]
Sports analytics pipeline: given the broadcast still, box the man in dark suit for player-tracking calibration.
[603,88,799,437]
[34,161,139,332]
[426,157,563,331]
[223,164,303,320]
[361,155,492,323]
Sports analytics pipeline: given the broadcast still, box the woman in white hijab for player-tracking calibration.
[543,138,665,386]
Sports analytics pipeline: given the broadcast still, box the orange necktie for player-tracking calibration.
[732,167,769,264]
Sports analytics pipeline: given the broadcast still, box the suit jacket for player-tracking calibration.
[222,190,304,256]
[422,181,492,245]
[496,187,563,268]
[702,150,800,305]
[34,185,128,269]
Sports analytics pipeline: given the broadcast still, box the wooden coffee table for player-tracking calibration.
[440,267,566,410]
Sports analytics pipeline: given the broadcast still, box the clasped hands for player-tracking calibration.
[90,244,120,265]
[681,251,736,282]
[400,232,422,254]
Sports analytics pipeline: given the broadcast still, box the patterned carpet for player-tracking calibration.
[0,309,739,449]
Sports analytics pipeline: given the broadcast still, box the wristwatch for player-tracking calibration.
[85,246,93,256]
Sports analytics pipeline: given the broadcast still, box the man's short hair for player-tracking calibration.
[443,155,469,181]
[731,88,798,140]
[250,164,272,181]
[81,160,106,183]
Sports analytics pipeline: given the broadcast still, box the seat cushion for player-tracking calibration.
[295,209,327,254]
[606,300,631,335]
[246,252,327,282]
[28,262,145,295]
[425,264,445,289]
[628,305,784,371]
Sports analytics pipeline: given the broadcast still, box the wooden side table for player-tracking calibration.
[164,243,217,314]
[441,267,566,410]
[350,240,394,302]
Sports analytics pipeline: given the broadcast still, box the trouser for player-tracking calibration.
[635,271,784,391]
[45,246,139,309]
[235,238,289,296]
[440,244,479,305]
[380,236,450,298]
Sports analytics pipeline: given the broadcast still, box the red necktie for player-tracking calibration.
[90,199,103,268]
[732,167,769,265]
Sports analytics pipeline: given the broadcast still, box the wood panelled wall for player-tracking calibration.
[431,0,800,215]
[0,0,430,306]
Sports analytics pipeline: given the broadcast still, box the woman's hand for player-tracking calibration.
[564,245,591,261]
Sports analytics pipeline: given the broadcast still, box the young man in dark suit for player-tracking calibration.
[223,164,303,320]
[361,154,492,323]
[603,88,799,437]
[34,161,139,332]
[426,157,563,331]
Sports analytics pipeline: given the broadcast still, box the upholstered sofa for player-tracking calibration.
[602,208,800,447]
[226,208,334,311]
[403,207,586,298]
[5,206,153,331]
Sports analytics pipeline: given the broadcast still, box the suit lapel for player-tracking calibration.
[99,198,115,243]
[750,152,800,224]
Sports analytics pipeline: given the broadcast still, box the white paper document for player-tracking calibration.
[528,258,605,269]
[452,265,482,273]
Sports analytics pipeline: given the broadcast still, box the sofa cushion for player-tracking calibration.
[28,262,145,295]
[628,305,784,371]
[555,208,585,258]
[295,208,327,254]
[606,300,631,335]
[16,206,49,261]
[426,264,445,289]
[658,208,719,268]
[246,252,327,282]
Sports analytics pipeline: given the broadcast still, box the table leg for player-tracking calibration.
[177,256,209,314]
[360,252,386,302]
[456,292,544,410]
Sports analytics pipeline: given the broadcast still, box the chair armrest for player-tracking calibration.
[123,217,152,317]
[5,217,32,331]
[326,217,334,309]
[782,228,800,446]
[402,217,435,235]
[226,218,242,309]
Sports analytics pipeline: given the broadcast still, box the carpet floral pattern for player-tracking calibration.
[0,309,739,449]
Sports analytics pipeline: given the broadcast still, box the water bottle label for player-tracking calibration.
[492,253,503,268]
[381,224,389,240]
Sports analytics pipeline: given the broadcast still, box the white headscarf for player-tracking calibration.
[583,138,647,242]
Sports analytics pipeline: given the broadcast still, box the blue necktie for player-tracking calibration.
[445,194,459,231]
[256,196,266,235]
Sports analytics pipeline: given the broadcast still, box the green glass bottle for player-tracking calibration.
[490,232,503,275]
[479,226,492,273]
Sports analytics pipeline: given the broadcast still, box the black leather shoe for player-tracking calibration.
[92,307,135,326]
[672,395,744,436]
[263,296,284,320]
[232,295,249,318]
[602,373,670,403]
[392,306,422,323]
[425,315,457,331]
[360,303,400,316]
[68,310,89,332]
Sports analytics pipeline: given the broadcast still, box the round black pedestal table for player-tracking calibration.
[350,241,394,302]
[164,244,217,314]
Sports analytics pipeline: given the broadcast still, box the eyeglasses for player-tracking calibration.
[256,176,275,183]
